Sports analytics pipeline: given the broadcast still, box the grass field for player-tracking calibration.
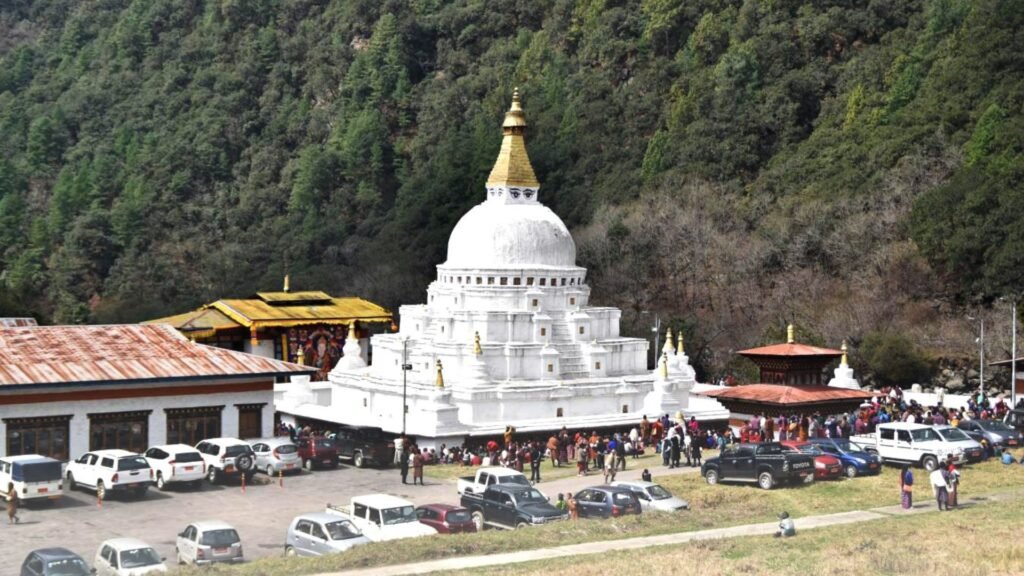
[422,451,669,483]
[448,494,1024,576]
[173,458,1024,575]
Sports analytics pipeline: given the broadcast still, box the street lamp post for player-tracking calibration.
[401,337,412,435]
[979,317,985,397]
[1012,300,1018,408]
[652,315,662,361]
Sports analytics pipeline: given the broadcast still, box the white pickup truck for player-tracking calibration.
[326,494,436,542]
[851,422,969,471]
[456,466,532,496]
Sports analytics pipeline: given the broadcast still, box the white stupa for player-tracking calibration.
[828,341,861,390]
[276,90,727,444]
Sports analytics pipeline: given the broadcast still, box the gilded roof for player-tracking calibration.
[144,308,238,336]
[486,89,540,188]
[0,324,314,386]
[210,295,392,328]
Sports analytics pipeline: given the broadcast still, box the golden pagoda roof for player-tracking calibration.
[486,88,540,188]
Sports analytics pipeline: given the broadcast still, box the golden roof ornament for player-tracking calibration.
[663,327,675,353]
[841,340,849,366]
[787,323,795,344]
[435,359,445,389]
[486,87,540,189]
[677,332,685,355]
[348,320,358,341]
[473,331,482,356]
[659,352,669,379]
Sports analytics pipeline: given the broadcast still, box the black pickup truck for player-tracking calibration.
[701,442,815,490]
[333,426,394,468]
[461,485,568,530]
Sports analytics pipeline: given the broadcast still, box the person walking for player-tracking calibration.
[412,449,424,485]
[399,446,410,484]
[899,464,913,509]
[929,466,949,511]
[548,435,560,468]
[615,434,627,470]
[6,482,18,524]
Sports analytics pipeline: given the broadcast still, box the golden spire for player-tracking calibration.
[348,320,358,341]
[841,340,848,367]
[659,352,669,379]
[473,331,482,356]
[787,323,795,344]
[283,275,290,293]
[663,327,675,354]
[677,332,685,355]
[435,359,445,389]
[486,88,540,189]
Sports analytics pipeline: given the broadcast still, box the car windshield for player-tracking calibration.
[119,547,162,568]
[504,475,530,486]
[325,520,362,540]
[910,428,939,442]
[647,485,672,500]
[977,420,1013,432]
[117,456,149,471]
[316,439,335,449]
[793,444,823,455]
[224,445,251,458]
[517,489,548,503]
[381,506,417,525]
[935,428,971,442]
[275,444,298,454]
[612,492,635,505]
[447,510,472,523]
[200,529,240,547]
[45,558,91,576]
[174,452,203,463]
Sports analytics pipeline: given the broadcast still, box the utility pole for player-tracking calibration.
[401,337,412,435]
[1013,300,1018,408]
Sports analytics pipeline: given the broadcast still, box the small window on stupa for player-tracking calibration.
[547,364,553,372]
[539,278,547,286]
[595,361,601,370]
[556,408,564,417]
[513,277,522,286]
[541,328,547,337]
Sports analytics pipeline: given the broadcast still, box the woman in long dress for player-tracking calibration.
[6,482,18,524]
[899,465,914,509]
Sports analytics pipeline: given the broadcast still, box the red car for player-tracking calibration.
[415,504,477,534]
[780,440,843,480]
[295,436,339,470]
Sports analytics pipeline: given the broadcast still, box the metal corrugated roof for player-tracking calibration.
[738,343,843,357]
[0,318,38,327]
[255,291,332,303]
[0,324,314,387]
[702,384,872,406]
[143,308,240,333]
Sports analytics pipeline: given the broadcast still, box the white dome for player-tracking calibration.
[444,201,576,268]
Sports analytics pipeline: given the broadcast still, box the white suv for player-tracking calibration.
[65,449,153,500]
[194,438,256,484]
[144,444,206,490]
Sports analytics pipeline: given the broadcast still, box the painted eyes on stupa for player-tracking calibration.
[510,189,521,199]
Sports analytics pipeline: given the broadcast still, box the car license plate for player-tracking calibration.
[38,487,48,493]
[130,471,139,476]
[185,466,194,471]
[225,465,235,473]
[322,459,331,464]
[869,463,878,468]
[285,463,295,469]
[1009,440,1018,446]
[215,547,228,554]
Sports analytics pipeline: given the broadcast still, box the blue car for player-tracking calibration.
[809,438,882,478]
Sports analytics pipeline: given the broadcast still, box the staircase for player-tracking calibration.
[551,319,590,379]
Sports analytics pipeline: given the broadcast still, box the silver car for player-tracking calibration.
[611,480,690,512]
[94,538,167,575]
[285,513,371,557]
[175,521,243,565]
[249,438,301,476]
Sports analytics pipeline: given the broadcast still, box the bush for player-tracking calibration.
[860,331,932,388]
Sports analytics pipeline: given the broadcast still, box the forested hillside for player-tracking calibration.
[1,0,1021,386]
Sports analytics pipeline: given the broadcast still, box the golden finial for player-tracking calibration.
[663,327,675,354]
[677,332,684,355]
[473,331,482,356]
[659,352,669,379]
[348,320,358,341]
[296,349,305,366]
[787,323,795,344]
[283,274,290,292]
[841,340,848,367]
[435,359,445,389]
[486,88,539,189]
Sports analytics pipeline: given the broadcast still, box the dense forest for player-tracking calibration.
[1,0,1022,388]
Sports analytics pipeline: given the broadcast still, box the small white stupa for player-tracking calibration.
[828,341,861,390]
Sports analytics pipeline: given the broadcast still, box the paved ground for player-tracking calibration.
[0,458,696,568]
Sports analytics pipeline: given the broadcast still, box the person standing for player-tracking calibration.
[615,434,627,470]
[529,441,542,484]
[691,434,703,467]
[548,435,560,468]
[670,432,681,469]
[945,456,960,508]
[899,464,913,509]
[394,434,405,466]
[640,415,651,445]
[929,466,949,511]
[412,448,424,486]
[567,493,578,521]
[6,482,18,524]
[399,445,410,484]
[683,432,692,467]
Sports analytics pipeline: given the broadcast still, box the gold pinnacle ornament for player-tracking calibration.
[787,323,795,344]
[663,327,675,353]
[841,340,849,367]
[660,352,669,379]
[436,359,445,389]
[473,331,482,356]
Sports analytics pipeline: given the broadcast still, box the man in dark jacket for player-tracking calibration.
[399,445,410,484]
[529,441,543,484]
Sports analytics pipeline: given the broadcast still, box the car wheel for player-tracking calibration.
[757,471,774,490]
[515,521,528,530]
[266,465,275,477]
[236,454,254,472]
[704,469,719,485]
[96,481,106,500]
[176,549,184,565]
[66,472,77,491]
[285,545,297,557]
[157,473,167,490]
[471,511,485,532]
[922,455,938,472]
[354,452,365,468]
[207,466,219,484]
[845,465,858,479]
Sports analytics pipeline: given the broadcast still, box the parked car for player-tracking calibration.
[175,520,243,565]
[701,442,815,489]
[285,512,371,557]
[957,419,1023,449]
[65,450,152,500]
[144,444,205,490]
[457,466,532,496]
[1003,409,1024,433]
[932,425,985,462]
[780,441,843,480]
[20,548,91,576]
[248,438,301,476]
[0,455,63,503]
[574,485,642,519]
[194,438,256,484]
[808,438,882,477]
[610,480,689,512]
[851,422,966,470]
[94,538,167,575]
[295,436,339,470]
[334,426,394,468]
[415,504,478,534]
[325,494,437,541]
[461,485,567,531]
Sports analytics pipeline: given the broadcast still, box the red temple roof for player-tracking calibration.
[702,384,871,407]
[738,343,843,357]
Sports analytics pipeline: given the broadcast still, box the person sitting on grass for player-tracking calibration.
[773,511,795,538]
[641,468,652,482]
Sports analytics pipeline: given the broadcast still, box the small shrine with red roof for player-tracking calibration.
[703,325,872,417]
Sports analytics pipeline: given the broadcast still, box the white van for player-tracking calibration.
[0,454,64,502]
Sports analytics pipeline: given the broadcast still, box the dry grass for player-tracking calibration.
[170,458,1024,575]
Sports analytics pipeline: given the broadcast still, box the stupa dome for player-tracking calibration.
[444,201,576,269]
